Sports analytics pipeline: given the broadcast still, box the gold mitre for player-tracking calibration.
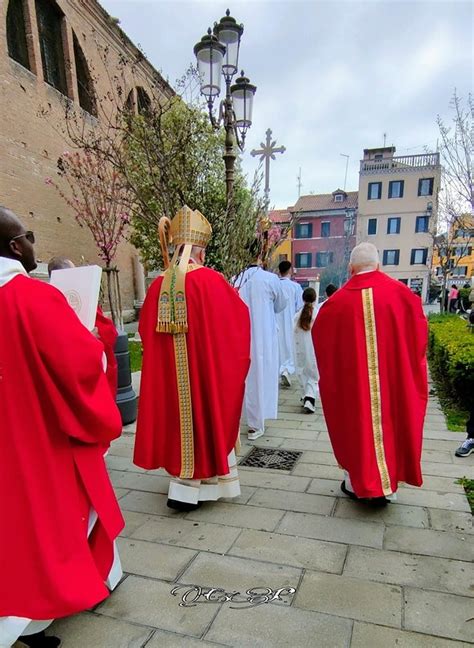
[157,205,212,335]
[171,205,212,249]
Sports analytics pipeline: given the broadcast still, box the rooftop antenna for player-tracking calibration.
[383,132,387,147]
[297,167,303,197]
[340,154,349,191]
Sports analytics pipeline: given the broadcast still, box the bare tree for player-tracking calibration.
[46,150,131,327]
[434,91,473,311]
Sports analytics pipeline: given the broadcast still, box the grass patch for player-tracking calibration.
[129,340,143,373]
[457,477,474,514]
[443,405,469,432]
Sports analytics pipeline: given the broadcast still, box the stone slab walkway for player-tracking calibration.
[49,382,473,647]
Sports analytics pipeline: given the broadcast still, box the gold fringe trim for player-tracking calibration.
[156,322,188,334]
[361,288,392,496]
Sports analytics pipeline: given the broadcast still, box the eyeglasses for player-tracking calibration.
[11,230,35,244]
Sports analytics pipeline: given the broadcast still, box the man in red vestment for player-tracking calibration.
[313,242,428,506]
[134,206,251,511]
[47,257,118,395]
[0,208,124,648]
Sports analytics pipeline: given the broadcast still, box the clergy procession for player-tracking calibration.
[0,201,433,648]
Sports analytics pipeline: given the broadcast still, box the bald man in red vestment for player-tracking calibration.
[313,242,428,506]
[134,206,251,511]
[0,207,124,648]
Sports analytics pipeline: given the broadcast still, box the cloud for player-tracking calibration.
[101,0,473,207]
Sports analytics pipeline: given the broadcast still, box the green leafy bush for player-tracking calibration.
[428,314,474,409]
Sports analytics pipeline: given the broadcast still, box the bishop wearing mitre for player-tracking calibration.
[134,206,251,510]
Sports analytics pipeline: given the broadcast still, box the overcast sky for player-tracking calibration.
[101,0,473,209]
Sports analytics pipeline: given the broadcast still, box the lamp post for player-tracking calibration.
[194,9,256,211]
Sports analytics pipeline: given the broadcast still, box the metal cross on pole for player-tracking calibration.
[251,128,286,213]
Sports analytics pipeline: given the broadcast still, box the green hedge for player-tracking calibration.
[428,314,474,408]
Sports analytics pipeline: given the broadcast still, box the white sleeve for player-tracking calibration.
[273,276,288,314]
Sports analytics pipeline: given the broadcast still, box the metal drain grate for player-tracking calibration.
[239,447,302,471]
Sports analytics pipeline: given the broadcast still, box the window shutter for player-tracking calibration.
[422,249,428,264]
[396,218,401,234]
[36,0,67,95]
[7,0,30,69]
[410,249,415,264]
[383,250,387,265]
[395,250,400,265]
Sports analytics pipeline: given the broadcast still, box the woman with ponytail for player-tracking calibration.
[294,287,319,413]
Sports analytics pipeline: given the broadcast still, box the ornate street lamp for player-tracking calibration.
[194,9,256,208]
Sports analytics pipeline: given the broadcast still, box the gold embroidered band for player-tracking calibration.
[156,206,212,480]
[361,288,392,496]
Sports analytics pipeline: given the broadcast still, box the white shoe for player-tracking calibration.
[248,429,264,440]
[281,371,291,387]
[303,398,315,413]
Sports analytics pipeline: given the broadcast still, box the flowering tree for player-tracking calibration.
[46,150,131,327]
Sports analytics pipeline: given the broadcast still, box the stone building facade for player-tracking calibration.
[356,147,441,299]
[0,0,173,317]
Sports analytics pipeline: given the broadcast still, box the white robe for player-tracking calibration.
[277,278,303,375]
[236,267,287,431]
[293,308,319,400]
[168,450,240,504]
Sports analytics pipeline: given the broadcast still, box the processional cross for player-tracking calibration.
[251,128,286,213]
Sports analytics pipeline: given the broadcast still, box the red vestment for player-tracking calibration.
[313,270,428,498]
[0,275,124,620]
[95,306,118,395]
[134,266,251,478]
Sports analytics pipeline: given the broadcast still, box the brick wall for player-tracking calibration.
[0,0,173,315]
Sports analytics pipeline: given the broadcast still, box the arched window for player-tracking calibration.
[35,0,67,95]
[6,0,31,70]
[136,87,151,115]
[73,32,97,116]
[125,87,152,116]
[125,89,135,113]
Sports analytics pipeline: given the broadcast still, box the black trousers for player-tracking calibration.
[467,403,474,440]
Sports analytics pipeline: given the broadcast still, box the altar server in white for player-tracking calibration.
[236,255,287,440]
[277,260,303,386]
[294,287,319,413]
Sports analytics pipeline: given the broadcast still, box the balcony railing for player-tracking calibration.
[360,152,440,173]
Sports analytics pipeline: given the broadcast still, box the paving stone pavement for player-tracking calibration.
[49,380,473,647]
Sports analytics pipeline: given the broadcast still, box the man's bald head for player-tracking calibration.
[0,206,37,272]
[349,242,380,275]
[48,256,75,277]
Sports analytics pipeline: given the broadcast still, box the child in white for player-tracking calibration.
[293,287,319,413]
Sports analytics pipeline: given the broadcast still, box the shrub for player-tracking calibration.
[428,314,474,408]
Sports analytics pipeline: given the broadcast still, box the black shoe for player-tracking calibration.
[455,438,474,457]
[19,632,61,648]
[364,496,390,508]
[167,498,201,512]
[341,481,390,507]
[340,480,359,500]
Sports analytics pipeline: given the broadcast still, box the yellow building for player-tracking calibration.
[357,146,441,299]
[268,209,292,266]
[431,216,474,284]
